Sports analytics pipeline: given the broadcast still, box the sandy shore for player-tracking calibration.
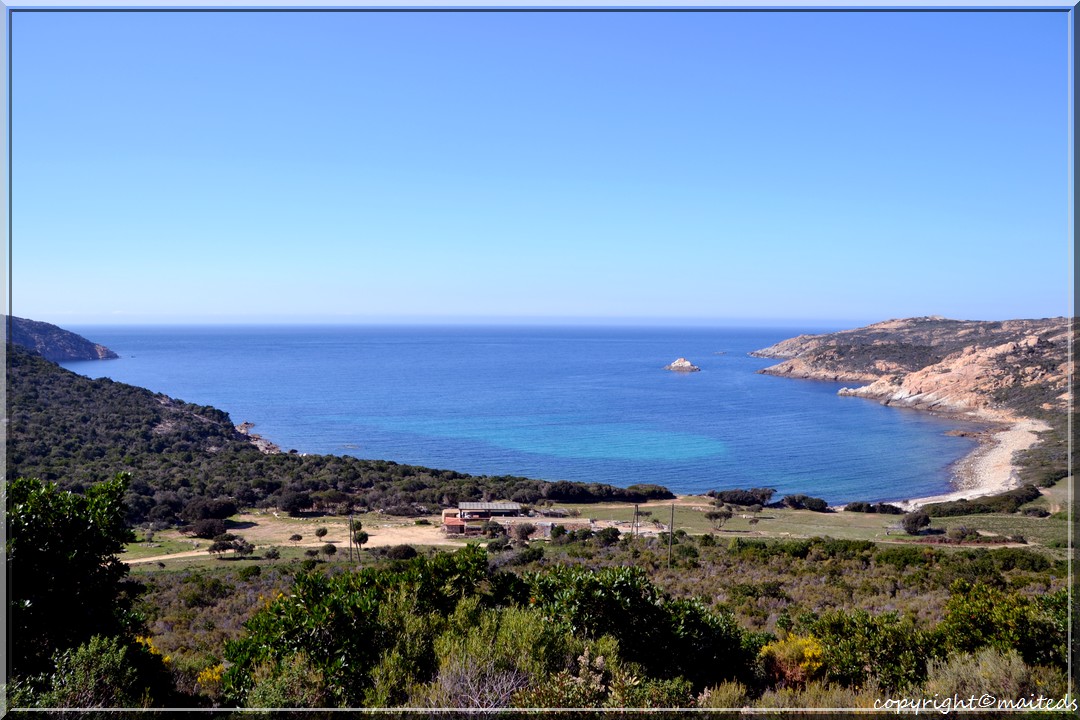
[896,417,1050,510]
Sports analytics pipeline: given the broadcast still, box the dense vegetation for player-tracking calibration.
[7,345,672,527]
[6,475,1071,709]
[6,322,1074,710]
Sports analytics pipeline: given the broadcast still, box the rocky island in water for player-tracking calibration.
[664,357,701,372]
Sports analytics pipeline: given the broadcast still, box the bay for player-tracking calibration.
[61,324,984,504]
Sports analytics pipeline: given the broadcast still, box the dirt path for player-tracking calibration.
[125,521,464,565]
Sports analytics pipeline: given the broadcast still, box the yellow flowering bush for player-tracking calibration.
[759,634,824,687]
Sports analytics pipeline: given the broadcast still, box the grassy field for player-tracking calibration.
[126,478,1072,571]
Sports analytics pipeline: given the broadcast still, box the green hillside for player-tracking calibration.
[6,344,672,525]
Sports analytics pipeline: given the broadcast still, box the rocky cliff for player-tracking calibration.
[752,316,1071,422]
[7,315,119,362]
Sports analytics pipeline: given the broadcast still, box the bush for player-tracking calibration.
[759,634,825,687]
[782,494,829,512]
[33,635,172,708]
[512,523,537,542]
[938,582,1066,668]
[712,488,776,506]
[385,544,419,561]
[237,565,262,580]
[486,537,511,552]
[901,511,930,535]
[191,518,227,539]
[481,520,506,538]
[845,501,904,514]
[246,651,330,708]
[807,609,931,691]
[754,680,880,708]
[946,526,980,542]
[923,485,1042,517]
[697,680,748,708]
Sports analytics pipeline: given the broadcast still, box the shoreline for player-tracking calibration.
[895,417,1050,511]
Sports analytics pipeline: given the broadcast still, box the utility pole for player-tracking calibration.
[667,503,674,568]
[632,504,638,538]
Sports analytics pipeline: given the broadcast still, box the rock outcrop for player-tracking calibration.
[664,357,701,372]
[7,315,118,361]
[752,316,1071,421]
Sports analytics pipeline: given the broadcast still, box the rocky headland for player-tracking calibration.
[7,315,119,362]
[752,316,1072,506]
[751,316,1070,421]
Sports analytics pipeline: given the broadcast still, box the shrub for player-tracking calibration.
[191,518,227,539]
[922,648,1033,700]
[237,565,262,580]
[697,680,749,708]
[481,520,505,538]
[34,635,172,708]
[901,511,930,535]
[923,485,1042,517]
[782,494,829,512]
[845,501,904,514]
[712,488,776,506]
[486,537,511,552]
[754,680,880,708]
[759,634,825,687]
[938,582,1066,668]
[385,544,419,561]
[946,526,980,542]
[511,523,537,542]
[246,651,330,708]
[807,609,931,691]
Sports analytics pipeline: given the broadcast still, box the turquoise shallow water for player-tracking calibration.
[62,324,985,504]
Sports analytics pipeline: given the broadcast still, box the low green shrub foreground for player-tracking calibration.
[8,475,1071,710]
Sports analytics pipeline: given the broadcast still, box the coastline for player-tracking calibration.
[895,417,1049,511]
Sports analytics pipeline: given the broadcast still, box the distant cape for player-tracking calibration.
[6,315,119,362]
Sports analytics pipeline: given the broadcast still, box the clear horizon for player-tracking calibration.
[13,10,1073,326]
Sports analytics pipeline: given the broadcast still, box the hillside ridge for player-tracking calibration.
[751,316,1071,422]
[7,315,119,361]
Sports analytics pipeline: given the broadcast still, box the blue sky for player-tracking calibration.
[13,10,1072,326]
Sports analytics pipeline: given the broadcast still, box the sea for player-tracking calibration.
[60,324,986,505]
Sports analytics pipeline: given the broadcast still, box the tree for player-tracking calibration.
[901,511,931,535]
[191,518,226,539]
[705,509,733,529]
[7,474,139,677]
[289,534,303,543]
[322,543,337,559]
[354,531,369,550]
[264,547,281,561]
[279,491,313,517]
[512,523,537,542]
[315,527,328,539]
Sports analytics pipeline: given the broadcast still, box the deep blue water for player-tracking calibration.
[61,325,985,504]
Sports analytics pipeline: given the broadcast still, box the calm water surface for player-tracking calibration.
[62,325,984,504]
